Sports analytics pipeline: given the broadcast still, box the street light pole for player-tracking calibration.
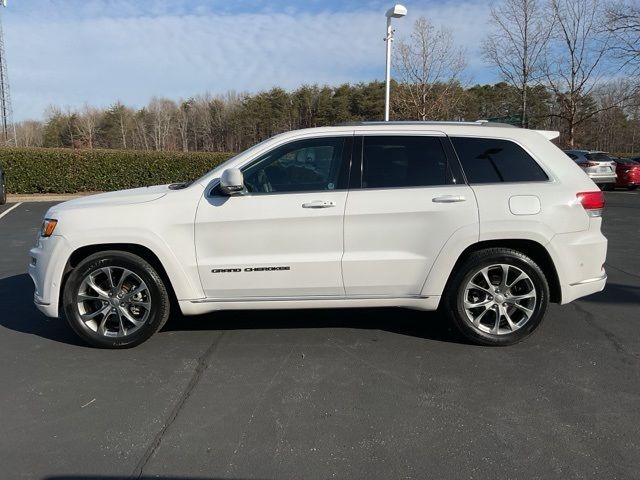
[384,4,407,122]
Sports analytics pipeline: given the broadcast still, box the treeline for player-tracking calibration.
[16,81,639,154]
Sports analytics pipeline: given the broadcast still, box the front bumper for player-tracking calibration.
[28,235,73,318]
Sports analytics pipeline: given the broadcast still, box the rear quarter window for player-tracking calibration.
[451,137,549,183]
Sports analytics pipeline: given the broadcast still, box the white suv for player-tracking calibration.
[29,122,608,348]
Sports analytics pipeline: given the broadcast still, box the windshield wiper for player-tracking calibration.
[168,181,193,190]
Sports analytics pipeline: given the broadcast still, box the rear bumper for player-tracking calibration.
[562,273,607,304]
[616,173,640,187]
[589,174,616,184]
[546,224,608,304]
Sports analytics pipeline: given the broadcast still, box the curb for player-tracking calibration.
[7,193,100,203]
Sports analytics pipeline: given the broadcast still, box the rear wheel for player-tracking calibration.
[628,185,638,191]
[63,251,170,348]
[443,248,549,346]
[600,184,614,191]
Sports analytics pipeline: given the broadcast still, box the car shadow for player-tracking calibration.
[0,273,86,347]
[579,281,640,305]
[44,477,264,480]
[164,304,466,344]
[0,273,466,346]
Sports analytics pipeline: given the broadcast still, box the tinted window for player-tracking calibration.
[616,158,638,165]
[242,137,349,193]
[451,137,548,183]
[362,136,452,188]
[591,152,614,162]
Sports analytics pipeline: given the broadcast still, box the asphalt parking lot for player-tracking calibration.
[1,193,639,480]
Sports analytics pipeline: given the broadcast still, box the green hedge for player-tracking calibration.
[0,147,234,194]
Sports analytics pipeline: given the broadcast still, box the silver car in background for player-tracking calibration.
[564,150,617,190]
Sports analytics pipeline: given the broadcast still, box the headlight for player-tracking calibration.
[40,218,58,237]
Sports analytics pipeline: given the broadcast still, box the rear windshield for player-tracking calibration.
[586,152,613,162]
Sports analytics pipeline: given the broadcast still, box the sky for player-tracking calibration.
[2,0,496,121]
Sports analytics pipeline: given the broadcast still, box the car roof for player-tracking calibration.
[564,149,608,154]
[277,121,560,141]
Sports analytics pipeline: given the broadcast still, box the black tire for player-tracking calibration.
[628,185,638,191]
[600,184,614,191]
[442,248,549,346]
[0,173,6,205]
[63,251,170,348]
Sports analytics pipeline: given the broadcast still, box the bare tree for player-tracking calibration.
[147,97,175,151]
[75,104,101,149]
[394,17,467,120]
[587,79,636,151]
[111,102,133,149]
[176,99,193,152]
[483,0,552,126]
[15,120,44,147]
[543,0,613,147]
[606,1,640,76]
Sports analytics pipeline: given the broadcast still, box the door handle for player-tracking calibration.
[302,200,336,209]
[432,195,466,203]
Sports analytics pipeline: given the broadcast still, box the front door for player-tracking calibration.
[195,135,353,298]
[342,133,479,296]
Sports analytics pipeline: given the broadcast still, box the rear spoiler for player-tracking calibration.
[536,130,560,140]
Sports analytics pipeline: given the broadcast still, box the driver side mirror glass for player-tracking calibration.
[219,168,245,196]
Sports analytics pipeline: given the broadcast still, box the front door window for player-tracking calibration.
[242,137,350,193]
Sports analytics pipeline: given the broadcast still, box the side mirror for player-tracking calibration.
[219,168,245,196]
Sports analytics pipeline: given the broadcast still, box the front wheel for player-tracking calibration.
[443,248,549,346]
[63,251,171,348]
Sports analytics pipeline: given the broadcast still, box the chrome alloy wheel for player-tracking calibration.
[76,267,152,337]
[463,264,537,335]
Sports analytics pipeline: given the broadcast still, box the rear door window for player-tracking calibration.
[361,136,456,188]
[450,137,548,183]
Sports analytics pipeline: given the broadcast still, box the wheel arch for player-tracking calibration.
[438,239,562,304]
[60,243,181,312]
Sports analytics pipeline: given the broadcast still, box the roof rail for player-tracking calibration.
[337,120,518,128]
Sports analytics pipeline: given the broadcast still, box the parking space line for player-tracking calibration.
[0,202,23,221]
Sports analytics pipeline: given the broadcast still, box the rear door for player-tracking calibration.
[342,132,478,296]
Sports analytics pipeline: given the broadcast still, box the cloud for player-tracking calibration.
[4,0,493,120]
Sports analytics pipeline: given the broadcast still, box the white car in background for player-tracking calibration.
[29,122,608,348]
[563,150,617,190]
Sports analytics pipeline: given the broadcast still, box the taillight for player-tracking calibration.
[585,161,600,167]
[577,191,604,217]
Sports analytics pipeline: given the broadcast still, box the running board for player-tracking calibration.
[179,295,441,316]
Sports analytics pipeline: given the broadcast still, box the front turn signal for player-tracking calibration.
[40,219,58,237]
